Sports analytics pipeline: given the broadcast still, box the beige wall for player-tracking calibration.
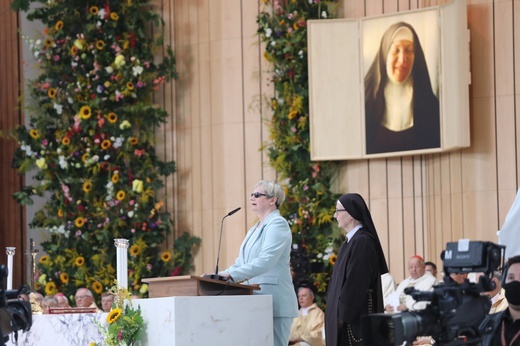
[153,0,520,283]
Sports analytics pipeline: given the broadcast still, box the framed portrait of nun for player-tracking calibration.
[308,0,470,160]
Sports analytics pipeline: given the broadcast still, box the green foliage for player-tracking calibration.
[257,0,342,307]
[11,0,189,302]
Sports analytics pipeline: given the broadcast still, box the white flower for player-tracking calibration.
[58,155,69,169]
[132,66,144,76]
[265,28,272,38]
[53,103,63,115]
[321,11,327,18]
[128,211,134,218]
[98,8,106,18]
[35,39,41,46]
[113,137,124,149]
[105,66,113,74]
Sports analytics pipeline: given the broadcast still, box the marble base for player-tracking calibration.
[5,295,273,346]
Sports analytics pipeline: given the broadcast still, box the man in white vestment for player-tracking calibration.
[385,255,439,312]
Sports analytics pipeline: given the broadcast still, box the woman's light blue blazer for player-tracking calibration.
[225,209,298,318]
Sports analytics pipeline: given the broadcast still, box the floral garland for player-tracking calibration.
[10,0,191,302]
[257,0,342,306]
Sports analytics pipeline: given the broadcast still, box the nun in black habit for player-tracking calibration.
[325,193,388,346]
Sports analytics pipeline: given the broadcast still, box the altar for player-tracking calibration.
[5,295,273,345]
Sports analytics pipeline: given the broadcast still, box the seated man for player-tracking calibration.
[288,286,324,346]
[386,255,439,312]
[101,292,114,312]
[424,261,438,279]
[55,292,70,307]
[41,296,58,314]
[75,287,102,312]
[479,271,508,314]
[482,255,520,345]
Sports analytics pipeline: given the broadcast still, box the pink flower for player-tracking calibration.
[53,55,60,61]
[118,330,123,340]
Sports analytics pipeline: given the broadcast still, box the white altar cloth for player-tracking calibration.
[5,295,273,345]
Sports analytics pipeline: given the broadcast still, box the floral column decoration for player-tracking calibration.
[257,0,342,306]
[11,0,178,301]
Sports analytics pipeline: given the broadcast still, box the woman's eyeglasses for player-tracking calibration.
[251,192,268,198]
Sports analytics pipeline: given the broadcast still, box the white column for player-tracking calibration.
[6,247,16,290]
[114,239,129,289]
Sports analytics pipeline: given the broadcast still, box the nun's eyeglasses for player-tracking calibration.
[251,192,269,198]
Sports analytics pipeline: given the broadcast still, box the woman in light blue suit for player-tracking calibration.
[218,180,298,346]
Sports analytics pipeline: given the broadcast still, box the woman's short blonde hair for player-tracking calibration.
[254,180,285,208]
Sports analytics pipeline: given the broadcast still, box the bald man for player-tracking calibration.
[386,256,439,312]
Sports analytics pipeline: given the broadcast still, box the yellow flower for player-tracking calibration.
[272,99,277,110]
[58,209,64,217]
[111,173,119,184]
[126,82,134,91]
[70,45,78,56]
[83,181,92,193]
[75,217,85,227]
[82,153,88,163]
[48,88,57,99]
[39,255,49,264]
[36,157,48,169]
[293,22,299,30]
[90,6,99,15]
[60,272,69,284]
[116,190,126,201]
[95,40,105,50]
[129,137,138,145]
[107,112,118,123]
[119,120,131,130]
[106,308,122,324]
[79,105,92,120]
[62,137,70,145]
[44,38,54,47]
[130,244,141,256]
[29,129,40,139]
[74,39,86,50]
[45,281,57,296]
[92,281,103,294]
[101,139,111,150]
[55,20,63,30]
[110,12,119,21]
[329,253,337,265]
[75,256,85,266]
[114,55,125,69]
[288,110,298,120]
[132,179,143,193]
[161,251,171,262]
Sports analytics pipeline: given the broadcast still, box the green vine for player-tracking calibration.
[257,0,342,307]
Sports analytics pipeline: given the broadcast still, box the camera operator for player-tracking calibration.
[481,255,520,345]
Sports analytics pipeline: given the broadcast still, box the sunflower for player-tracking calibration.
[126,82,134,91]
[70,45,78,56]
[101,139,111,150]
[107,112,118,123]
[110,12,119,21]
[92,281,103,294]
[44,38,54,47]
[62,137,70,145]
[82,181,92,193]
[75,217,85,227]
[129,137,138,145]
[45,281,57,296]
[81,153,88,163]
[58,209,64,217]
[76,94,84,101]
[106,308,123,324]
[29,129,40,139]
[60,272,69,284]
[329,253,337,265]
[130,244,141,256]
[55,20,63,30]
[116,190,126,201]
[47,88,57,99]
[288,110,298,120]
[39,255,50,264]
[79,105,92,119]
[89,6,99,15]
[75,256,85,266]
[161,251,172,262]
[95,40,105,50]
[111,174,119,183]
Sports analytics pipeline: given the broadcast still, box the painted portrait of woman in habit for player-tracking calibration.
[364,21,440,155]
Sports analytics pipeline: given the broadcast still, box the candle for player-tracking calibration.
[114,239,129,289]
[6,247,16,290]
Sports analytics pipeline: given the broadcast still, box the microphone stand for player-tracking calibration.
[203,207,241,280]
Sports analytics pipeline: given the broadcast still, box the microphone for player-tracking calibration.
[203,207,241,281]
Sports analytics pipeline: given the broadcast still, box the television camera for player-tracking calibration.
[361,240,505,346]
[0,265,32,345]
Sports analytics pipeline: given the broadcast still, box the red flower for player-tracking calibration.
[171,266,183,276]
